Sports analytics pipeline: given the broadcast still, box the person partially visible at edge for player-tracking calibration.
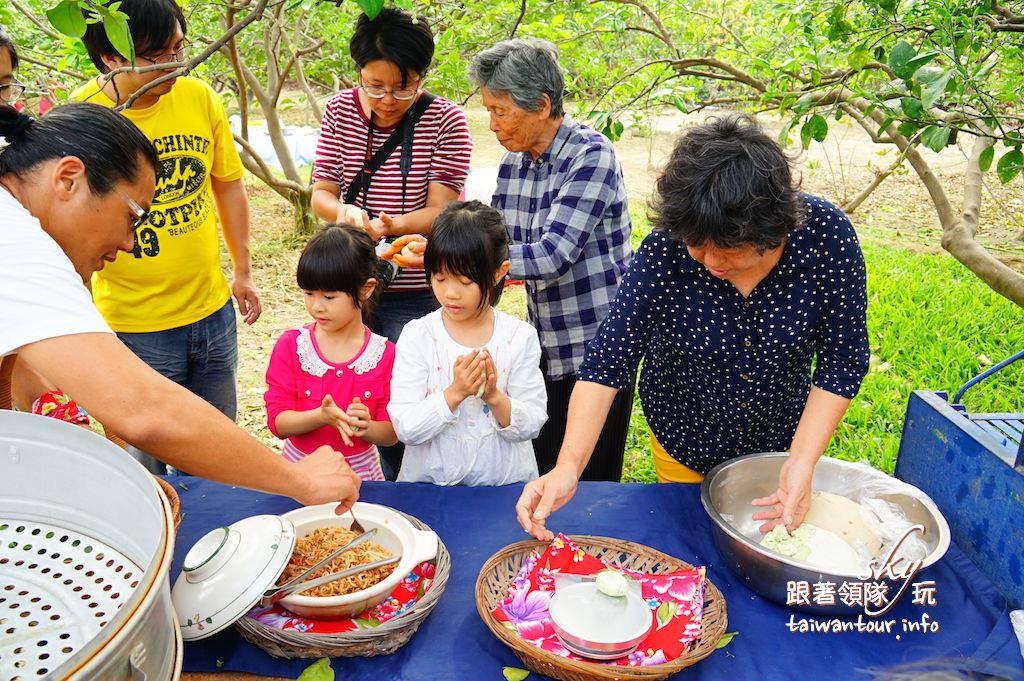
[0,31,23,110]
[467,39,634,482]
[515,114,870,541]
[310,7,472,479]
[69,0,261,474]
[0,104,360,511]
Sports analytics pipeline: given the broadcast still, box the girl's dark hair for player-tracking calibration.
[424,200,509,310]
[0,103,158,194]
[82,0,187,72]
[650,113,805,253]
[0,30,19,70]
[349,7,434,87]
[297,224,381,314]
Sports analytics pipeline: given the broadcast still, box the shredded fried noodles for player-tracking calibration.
[278,526,395,597]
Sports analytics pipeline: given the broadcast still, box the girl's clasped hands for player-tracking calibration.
[318,394,372,447]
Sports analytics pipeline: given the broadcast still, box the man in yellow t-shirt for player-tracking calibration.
[74,0,261,474]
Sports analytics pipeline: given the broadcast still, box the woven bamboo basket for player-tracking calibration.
[153,475,182,533]
[475,536,728,681]
[235,512,449,658]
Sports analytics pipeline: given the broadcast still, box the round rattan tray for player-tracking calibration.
[153,476,181,533]
[475,536,728,681]
[235,512,449,658]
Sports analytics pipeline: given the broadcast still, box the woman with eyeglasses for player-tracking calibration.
[0,31,25,107]
[311,7,473,479]
[0,102,362,513]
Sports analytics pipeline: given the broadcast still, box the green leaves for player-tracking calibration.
[502,667,530,681]
[978,145,995,173]
[353,0,385,20]
[715,631,739,649]
[296,658,334,681]
[888,41,917,80]
[996,149,1023,183]
[800,113,829,148]
[46,0,87,38]
[920,125,950,153]
[914,66,952,109]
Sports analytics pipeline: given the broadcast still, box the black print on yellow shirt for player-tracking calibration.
[130,137,212,259]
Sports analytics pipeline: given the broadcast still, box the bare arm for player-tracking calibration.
[751,386,852,530]
[9,355,57,411]
[16,333,360,509]
[211,177,261,325]
[514,380,619,540]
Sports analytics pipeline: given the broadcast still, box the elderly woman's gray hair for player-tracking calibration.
[467,38,564,118]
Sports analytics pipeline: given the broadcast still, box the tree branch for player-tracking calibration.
[16,54,87,80]
[112,0,269,111]
[234,132,306,198]
[508,0,527,39]
[592,0,678,55]
[8,0,64,41]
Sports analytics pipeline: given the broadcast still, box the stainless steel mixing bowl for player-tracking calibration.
[700,452,950,616]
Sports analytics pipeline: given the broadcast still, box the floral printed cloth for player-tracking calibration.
[491,534,705,666]
[244,562,434,634]
[31,390,89,424]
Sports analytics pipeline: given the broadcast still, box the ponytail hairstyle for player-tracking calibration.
[0,103,157,195]
[297,224,381,315]
[425,200,510,310]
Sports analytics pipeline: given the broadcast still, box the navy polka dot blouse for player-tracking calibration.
[577,195,870,474]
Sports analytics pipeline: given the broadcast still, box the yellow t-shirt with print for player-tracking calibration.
[71,76,244,332]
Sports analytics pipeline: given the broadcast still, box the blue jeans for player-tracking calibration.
[117,299,238,475]
[366,289,438,480]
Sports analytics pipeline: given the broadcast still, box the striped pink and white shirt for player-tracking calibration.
[312,89,473,292]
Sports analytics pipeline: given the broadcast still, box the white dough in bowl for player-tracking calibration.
[761,523,866,574]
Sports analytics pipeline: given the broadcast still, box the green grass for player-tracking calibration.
[616,230,1024,483]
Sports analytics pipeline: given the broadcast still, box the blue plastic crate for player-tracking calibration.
[894,350,1024,609]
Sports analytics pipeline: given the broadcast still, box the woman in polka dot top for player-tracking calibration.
[516,114,870,541]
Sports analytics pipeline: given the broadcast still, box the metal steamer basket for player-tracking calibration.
[0,411,181,680]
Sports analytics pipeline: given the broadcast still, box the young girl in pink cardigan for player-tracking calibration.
[264,225,397,480]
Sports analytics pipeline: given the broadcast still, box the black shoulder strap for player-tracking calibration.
[344,92,437,209]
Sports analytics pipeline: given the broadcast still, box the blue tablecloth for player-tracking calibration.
[172,478,1023,680]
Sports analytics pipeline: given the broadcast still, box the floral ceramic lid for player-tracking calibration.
[172,514,296,641]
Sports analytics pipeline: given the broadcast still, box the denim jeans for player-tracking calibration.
[366,289,438,480]
[117,299,238,475]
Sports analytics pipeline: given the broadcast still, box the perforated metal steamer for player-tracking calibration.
[0,411,181,680]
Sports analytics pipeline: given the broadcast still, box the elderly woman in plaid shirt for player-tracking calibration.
[468,39,634,483]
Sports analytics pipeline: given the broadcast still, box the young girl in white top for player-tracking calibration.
[389,201,546,485]
[265,225,398,481]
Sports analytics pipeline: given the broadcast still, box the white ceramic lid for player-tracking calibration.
[171,514,296,641]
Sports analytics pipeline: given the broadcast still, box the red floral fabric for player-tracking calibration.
[491,534,705,666]
[244,562,435,634]
[31,390,89,424]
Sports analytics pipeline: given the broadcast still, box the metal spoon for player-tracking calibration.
[349,507,366,534]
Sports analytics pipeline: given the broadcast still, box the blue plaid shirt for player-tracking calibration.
[492,116,632,379]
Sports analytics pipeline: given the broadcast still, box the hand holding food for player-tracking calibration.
[345,396,371,435]
[380,234,427,269]
[449,349,487,402]
[343,206,367,228]
[319,394,356,447]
